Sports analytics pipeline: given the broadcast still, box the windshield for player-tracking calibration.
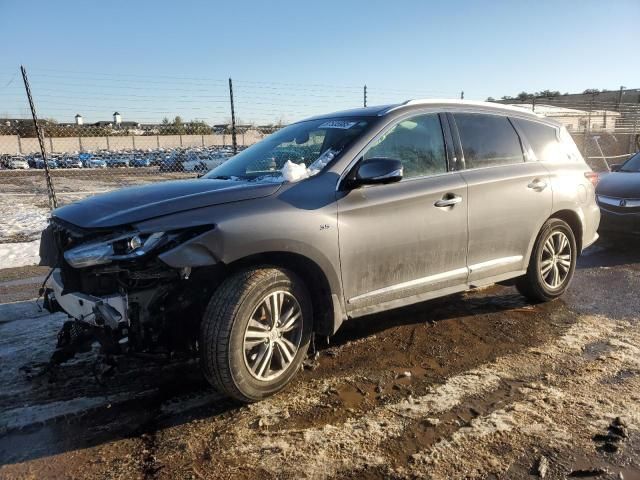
[205,117,370,182]
[620,152,640,172]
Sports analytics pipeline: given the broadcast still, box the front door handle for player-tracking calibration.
[527,179,548,191]
[434,194,462,208]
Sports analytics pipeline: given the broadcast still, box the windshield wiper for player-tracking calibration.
[208,175,233,180]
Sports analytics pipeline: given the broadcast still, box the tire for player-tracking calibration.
[200,266,312,402]
[516,218,577,303]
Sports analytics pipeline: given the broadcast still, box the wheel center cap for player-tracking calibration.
[268,330,279,342]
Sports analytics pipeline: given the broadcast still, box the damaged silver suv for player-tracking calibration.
[40,100,600,402]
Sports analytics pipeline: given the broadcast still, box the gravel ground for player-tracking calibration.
[0,239,638,479]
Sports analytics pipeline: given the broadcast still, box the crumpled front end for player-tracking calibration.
[39,217,224,363]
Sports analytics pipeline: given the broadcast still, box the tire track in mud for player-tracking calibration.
[191,314,638,479]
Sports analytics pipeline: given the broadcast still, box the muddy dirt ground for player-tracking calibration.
[0,239,639,479]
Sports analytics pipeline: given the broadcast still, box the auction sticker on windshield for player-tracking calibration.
[318,120,358,129]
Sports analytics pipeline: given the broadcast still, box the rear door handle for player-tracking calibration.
[434,194,462,208]
[527,179,547,191]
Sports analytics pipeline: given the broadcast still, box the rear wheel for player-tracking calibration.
[200,267,312,402]
[516,218,577,302]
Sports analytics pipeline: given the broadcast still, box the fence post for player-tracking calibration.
[20,65,57,209]
[364,85,367,107]
[631,108,639,153]
[582,93,595,156]
[617,85,625,111]
[229,78,238,155]
[532,96,536,113]
[17,135,22,154]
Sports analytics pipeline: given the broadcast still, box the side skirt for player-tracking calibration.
[346,269,526,320]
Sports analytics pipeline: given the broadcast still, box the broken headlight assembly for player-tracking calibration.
[64,231,168,268]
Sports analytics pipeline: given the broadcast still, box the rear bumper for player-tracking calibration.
[48,268,128,328]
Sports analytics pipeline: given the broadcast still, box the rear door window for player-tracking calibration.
[453,113,525,168]
[516,118,562,162]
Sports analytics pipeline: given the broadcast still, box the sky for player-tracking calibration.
[0,0,638,125]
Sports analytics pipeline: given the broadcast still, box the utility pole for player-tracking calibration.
[617,85,626,111]
[21,65,57,209]
[228,78,237,155]
[582,92,595,156]
[363,85,367,108]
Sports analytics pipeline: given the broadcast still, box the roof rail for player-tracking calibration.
[382,99,544,117]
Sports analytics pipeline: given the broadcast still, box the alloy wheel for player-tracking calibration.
[242,291,303,381]
[540,231,572,289]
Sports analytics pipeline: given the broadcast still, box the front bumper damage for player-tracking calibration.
[39,218,222,371]
[43,269,132,365]
[48,269,128,329]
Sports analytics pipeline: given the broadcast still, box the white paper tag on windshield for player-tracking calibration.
[318,120,357,129]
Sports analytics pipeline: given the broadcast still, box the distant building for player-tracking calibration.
[0,118,52,127]
[75,114,83,126]
[113,111,122,125]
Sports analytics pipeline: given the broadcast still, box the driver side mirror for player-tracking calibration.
[350,158,403,187]
[610,164,622,172]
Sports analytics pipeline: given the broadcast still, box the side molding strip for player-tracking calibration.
[468,255,523,273]
[348,255,524,304]
[348,267,468,304]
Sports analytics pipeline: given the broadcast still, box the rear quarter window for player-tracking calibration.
[453,113,524,169]
[515,118,563,162]
[558,127,584,163]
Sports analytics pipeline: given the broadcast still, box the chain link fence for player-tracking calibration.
[0,66,638,252]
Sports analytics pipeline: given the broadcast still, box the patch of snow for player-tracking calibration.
[281,160,310,182]
[279,149,338,183]
[0,201,49,242]
[0,391,156,431]
[0,240,40,269]
[0,300,49,323]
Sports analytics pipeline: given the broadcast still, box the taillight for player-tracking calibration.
[584,171,599,187]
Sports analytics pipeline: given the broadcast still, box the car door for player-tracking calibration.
[337,112,469,315]
[449,112,552,283]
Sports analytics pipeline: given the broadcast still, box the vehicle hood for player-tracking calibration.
[52,179,282,229]
[596,172,640,198]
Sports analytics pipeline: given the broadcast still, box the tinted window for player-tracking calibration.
[364,114,446,178]
[517,119,561,161]
[453,113,524,168]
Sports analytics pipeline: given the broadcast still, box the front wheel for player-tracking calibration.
[516,218,577,302]
[200,267,312,402]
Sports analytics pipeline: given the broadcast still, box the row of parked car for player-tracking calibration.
[0,146,241,172]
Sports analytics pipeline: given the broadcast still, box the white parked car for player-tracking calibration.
[7,157,29,169]
[182,152,226,172]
